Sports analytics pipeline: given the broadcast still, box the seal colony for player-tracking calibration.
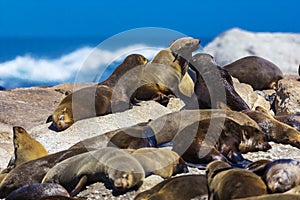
[2,35,300,200]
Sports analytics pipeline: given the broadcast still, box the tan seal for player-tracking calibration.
[42,147,145,196]
[130,147,187,178]
[134,174,208,200]
[206,160,267,200]
[7,126,48,169]
[244,107,300,148]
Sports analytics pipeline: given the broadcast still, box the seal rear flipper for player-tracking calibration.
[69,175,87,197]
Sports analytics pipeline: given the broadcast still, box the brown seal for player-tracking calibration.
[223,56,283,90]
[148,109,270,164]
[112,37,200,109]
[186,53,250,111]
[243,108,300,148]
[130,147,187,178]
[0,148,89,198]
[52,54,148,131]
[5,183,70,200]
[263,159,300,193]
[275,113,300,132]
[134,174,208,200]
[69,121,154,150]
[6,126,48,170]
[100,54,148,87]
[206,160,267,200]
[42,147,145,196]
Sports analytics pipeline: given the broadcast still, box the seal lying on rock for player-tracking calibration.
[263,159,300,193]
[6,126,48,170]
[42,147,145,196]
[243,107,300,148]
[206,160,267,200]
[69,121,154,150]
[223,56,283,90]
[0,148,89,198]
[134,174,208,200]
[112,37,200,108]
[5,183,70,200]
[185,53,250,111]
[51,54,148,131]
[129,147,187,178]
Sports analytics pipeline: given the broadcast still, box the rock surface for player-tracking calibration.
[275,75,300,115]
[232,77,271,111]
[0,83,300,200]
[204,28,300,74]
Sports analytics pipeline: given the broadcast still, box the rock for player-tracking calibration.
[275,75,300,115]
[204,28,300,74]
[29,100,181,154]
[232,77,271,111]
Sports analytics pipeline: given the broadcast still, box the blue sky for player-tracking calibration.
[0,0,299,39]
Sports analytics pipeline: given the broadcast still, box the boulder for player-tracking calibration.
[275,75,300,115]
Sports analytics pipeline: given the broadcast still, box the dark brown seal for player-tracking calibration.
[223,56,283,90]
[5,183,69,200]
[42,147,145,196]
[244,108,300,148]
[263,159,300,193]
[186,53,250,111]
[206,160,267,200]
[275,113,300,132]
[0,148,89,198]
[134,174,208,200]
[148,109,270,164]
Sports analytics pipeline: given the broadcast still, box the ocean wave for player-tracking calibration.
[0,44,162,89]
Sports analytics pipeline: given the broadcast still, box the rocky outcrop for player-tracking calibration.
[204,28,300,74]
[275,75,300,115]
[232,77,271,111]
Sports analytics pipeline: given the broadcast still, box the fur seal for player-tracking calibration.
[148,109,270,164]
[206,160,267,200]
[243,108,300,148]
[52,84,120,131]
[263,159,300,193]
[186,53,250,111]
[5,183,69,200]
[0,148,89,198]
[134,174,208,200]
[42,147,145,196]
[69,121,154,150]
[52,54,148,131]
[275,113,300,132]
[112,37,200,110]
[223,56,283,90]
[100,54,148,87]
[130,147,187,178]
[6,126,48,170]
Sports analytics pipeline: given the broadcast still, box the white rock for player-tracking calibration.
[204,28,300,74]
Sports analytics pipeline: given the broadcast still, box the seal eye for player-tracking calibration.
[59,115,65,121]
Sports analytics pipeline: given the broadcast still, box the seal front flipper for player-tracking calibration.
[69,175,87,197]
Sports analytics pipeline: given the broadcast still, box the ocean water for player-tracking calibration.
[0,36,210,89]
